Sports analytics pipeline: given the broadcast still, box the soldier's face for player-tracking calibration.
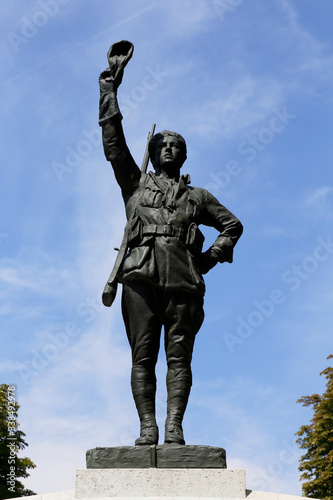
[156,138,184,170]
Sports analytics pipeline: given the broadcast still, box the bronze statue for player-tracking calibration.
[99,41,243,446]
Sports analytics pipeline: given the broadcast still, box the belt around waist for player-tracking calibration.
[142,224,184,238]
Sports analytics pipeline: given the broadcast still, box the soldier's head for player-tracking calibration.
[149,131,187,172]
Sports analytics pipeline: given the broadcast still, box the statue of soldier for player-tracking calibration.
[99,41,243,446]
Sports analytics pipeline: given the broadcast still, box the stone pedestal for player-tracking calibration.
[9,468,322,500]
[9,444,320,500]
[75,468,246,498]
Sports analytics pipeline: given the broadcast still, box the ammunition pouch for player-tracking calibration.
[186,222,205,256]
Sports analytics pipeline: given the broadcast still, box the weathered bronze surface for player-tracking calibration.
[98,40,243,448]
[87,445,226,469]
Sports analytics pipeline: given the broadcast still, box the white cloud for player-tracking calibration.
[261,226,286,238]
[0,254,78,325]
[17,314,135,493]
[187,375,303,495]
[303,186,333,218]
[279,0,333,78]
[186,75,284,140]
[0,262,70,292]
[0,360,28,373]
[156,0,217,39]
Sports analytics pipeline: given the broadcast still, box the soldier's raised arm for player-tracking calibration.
[99,41,140,196]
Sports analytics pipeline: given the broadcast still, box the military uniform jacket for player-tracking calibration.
[100,105,243,296]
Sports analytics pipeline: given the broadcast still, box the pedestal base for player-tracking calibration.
[75,468,246,498]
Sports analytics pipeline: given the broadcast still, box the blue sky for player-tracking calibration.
[1,0,333,496]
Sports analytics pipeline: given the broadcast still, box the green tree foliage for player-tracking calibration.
[0,384,36,498]
[296,355,333,499]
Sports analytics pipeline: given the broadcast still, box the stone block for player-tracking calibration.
[75,468,246,498]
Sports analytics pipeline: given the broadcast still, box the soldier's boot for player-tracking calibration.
[135,413,159,446]
[164,369,192,445]
[131,366,159,446]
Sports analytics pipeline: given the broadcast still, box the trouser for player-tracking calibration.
[121,281,205,426]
